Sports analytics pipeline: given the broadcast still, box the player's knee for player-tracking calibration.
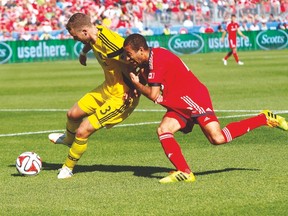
[67,107,83,121]
[75,127,89,139]
[208,135,225,145]
[67,109,76,120]
[76,120,95,139]
[156,127,163,136]
[157,125,170,136]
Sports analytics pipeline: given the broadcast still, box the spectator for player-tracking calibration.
[1,30,14,41]
[239,20,249,31]
[39,31,54,40]
[202,1,211,21]
[179,27,189,34]
[217,0,226,18]
[250,20,260,31]
[268,13,276,22]
[183,16,193,27]
[0,0,286,40]
[141,27,154,36]
[163,24,171,35]
[277,22,287,29]
[217,24,225,33]
[260,20,268,30]
[204,24,214,33]
[19,30,32,41]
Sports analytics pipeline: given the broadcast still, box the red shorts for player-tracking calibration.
[164,110,219,134]
[229,38,236,49]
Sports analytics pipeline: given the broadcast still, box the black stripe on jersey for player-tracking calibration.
[107,48,124,58]
[99,33,119,52]
[99,104,127,125]
[122,71,136,90]
[148,83,161,87]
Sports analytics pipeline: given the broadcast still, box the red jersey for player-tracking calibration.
[226,21,239,41]
[146,48,214,119]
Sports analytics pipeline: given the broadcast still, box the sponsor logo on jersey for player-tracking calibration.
[256,30,288,50]
[168,34,204,55]
[0,42,12,64]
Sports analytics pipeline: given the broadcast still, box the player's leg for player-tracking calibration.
[58,119,96,179]
[227,40,236,60]
[49,103,87,146]
[199,110,287,145]
[48,87,102,146]
[157,111,196,183]
[223,50,232,65]
[58,94,139,179]
[231,47,244,65]
[56,86,104,178]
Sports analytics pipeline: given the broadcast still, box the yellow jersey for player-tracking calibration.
[90,25,130,98]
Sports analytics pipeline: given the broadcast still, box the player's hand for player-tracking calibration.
[79,54,87,66]
[123,89,140,106]
[129,72,140,84]
[220,38,224,43]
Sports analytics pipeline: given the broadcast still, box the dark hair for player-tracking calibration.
[66,13,92,31]
[124,33,149,51]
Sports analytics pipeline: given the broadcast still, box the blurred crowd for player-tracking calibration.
[0,0,288,41]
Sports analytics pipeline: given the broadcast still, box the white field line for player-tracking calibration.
[0,109,288,114]
[0,109,288,138]
[1,108,288,113]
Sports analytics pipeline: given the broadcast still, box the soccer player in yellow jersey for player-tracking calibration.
[48,13,140,179]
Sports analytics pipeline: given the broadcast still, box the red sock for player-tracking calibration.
[233,51,239,62]
[159,133,191,173]
[222,114,267,142]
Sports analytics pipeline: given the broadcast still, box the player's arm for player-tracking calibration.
[79,44,92,66]
[221,30,227,43]
[237,29,247,39]
[129,72,161,103]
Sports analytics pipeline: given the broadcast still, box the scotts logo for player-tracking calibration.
[256,30,288,50]
[0,42,12,64]
[168,34,204,54]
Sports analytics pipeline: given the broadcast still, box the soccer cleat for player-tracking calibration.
[238,61,244,65]
[48,133,71,146]
[159,171,196,184]
[261,110,288,131]
[222,58,227,66]
[57,166,73,179]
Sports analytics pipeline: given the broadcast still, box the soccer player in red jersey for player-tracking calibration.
[221,14,247,65]
[123,33,288,184]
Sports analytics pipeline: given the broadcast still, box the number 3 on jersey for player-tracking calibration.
[100,105,111,115]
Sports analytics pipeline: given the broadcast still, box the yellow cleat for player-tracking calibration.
[261,110,288,131]
[159,171,196,184]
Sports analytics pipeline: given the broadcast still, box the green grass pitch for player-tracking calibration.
[0,50,288,215]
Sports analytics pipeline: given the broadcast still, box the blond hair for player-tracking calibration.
[66,13,92,31]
